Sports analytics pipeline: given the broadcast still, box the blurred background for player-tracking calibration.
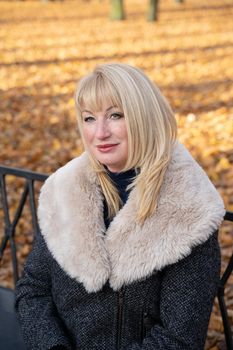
[0,0,233,348]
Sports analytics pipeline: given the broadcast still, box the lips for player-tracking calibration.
[96,144,118,152]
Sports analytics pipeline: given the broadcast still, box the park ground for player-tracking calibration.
[0,0,233,348]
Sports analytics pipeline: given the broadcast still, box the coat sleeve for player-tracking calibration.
[15,231,73,350]
[124,231,221,350]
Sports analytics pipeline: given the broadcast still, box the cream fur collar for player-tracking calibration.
[38,143,225,293]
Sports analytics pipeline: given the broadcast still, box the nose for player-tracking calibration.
[95,119,111,140]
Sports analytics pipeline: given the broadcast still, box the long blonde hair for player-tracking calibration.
[75,63,177,223]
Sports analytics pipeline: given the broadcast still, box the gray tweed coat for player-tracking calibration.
[15,142,225,350]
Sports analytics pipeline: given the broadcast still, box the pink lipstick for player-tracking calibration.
[97,144,118,152]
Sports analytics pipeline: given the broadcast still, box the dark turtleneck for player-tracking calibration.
[103,168,136,230]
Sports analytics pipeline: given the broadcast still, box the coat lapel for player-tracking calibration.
[38,143,225,293]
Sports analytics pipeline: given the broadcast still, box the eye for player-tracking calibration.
[109,113,123,120]
[83,115,95,123]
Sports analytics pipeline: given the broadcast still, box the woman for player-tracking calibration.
[15,63,225,350]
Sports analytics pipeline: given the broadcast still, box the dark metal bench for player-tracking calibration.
[0,165,233,350]
[0,165,48,350]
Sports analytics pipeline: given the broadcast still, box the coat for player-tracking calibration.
[15,142,226,350]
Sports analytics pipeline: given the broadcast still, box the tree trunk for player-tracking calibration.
[110,0,125,21]
[147,0,159,22]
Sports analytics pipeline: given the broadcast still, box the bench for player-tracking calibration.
[0,164,232,349]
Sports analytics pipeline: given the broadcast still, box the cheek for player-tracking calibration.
[114,121,128,140]
[120,125,128,143]
[82,127,94,146]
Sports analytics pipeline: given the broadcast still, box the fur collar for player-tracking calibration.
[38,143,225,293]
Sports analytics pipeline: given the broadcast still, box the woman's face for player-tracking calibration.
[81,103,128,173]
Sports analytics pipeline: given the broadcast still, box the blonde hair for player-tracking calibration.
[75,63,177,223]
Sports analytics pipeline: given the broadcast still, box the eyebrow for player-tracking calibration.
[81,106,117,114]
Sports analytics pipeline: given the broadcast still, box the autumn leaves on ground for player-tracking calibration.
[0,0,233,348]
